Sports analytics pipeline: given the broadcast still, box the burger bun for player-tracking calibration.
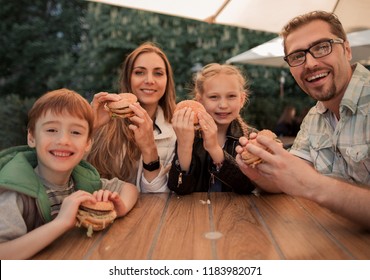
[175,100,206,130]
[241,129,281,167]
[105,93,137,118]
[76,200,117,236]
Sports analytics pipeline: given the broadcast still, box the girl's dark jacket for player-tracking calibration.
[167,120,257,195]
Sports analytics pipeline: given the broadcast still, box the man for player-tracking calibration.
[235,11,370,228]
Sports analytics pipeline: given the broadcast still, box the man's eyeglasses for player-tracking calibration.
[284,38,345,67]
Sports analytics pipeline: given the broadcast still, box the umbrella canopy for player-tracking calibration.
[89,0,370,33]
[226,30,370,68]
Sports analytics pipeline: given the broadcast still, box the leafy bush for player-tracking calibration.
[0,94,35,150]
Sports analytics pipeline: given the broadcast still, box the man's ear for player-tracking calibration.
[344,40,352,61]
[27,130,36,148]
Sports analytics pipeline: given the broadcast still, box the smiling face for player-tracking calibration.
[198,73,245,129]
[28,110,92,183]
[130,52,167,112]
[285,20,352,103]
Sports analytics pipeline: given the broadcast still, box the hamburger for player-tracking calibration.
[175,100,206,130]
[241,129,282,168]
[76,200,117,237]
[104,93,137,118]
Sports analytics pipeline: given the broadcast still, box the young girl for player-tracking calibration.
[88,42,177,193]
[167,63,257,194]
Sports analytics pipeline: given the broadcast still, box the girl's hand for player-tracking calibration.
[198,111,219,152]
[171,107,195,146]
[91,92,122,129]
[55,190,96,229]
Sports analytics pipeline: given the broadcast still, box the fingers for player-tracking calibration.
[72,190,96,201]
[249,132,258,139]
[235,154,261,181]
[93,189,112,202]
[172,107,194,126]
[172,108,195,132]
[128,103,146,118]
[238,136,248,146]
[255,135,284,154]
[198,113,217,139]
[91,92,121,108]
[235,145,244,154]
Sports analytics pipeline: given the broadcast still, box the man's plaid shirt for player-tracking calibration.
[290,63,370,185]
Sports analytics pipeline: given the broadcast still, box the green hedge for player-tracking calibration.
[0,94,35,150]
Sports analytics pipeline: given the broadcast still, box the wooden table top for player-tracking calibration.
[32,192,370,260]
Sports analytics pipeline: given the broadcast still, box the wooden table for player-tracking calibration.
[32,192,370,260]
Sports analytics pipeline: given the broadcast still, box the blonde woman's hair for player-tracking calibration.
[87,42,176,182]
[193,63,251,136]
[28,88,94,139]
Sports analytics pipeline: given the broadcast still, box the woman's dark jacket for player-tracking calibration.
[167,120,257,195]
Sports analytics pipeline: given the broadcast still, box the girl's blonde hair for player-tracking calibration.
[87,42,176,182]
[28,88,94,139]
[193,63,251,136]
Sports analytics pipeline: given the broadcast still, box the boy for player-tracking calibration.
[0,88,138,259]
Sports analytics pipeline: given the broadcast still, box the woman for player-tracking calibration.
[88,42,177,193]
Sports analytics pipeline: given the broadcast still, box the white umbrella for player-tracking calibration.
[88,0,370,33]
[226,30,370,68]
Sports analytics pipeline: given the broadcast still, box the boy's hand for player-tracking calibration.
[93,189,127,217]
[56,190,96,229]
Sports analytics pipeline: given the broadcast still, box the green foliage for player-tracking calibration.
[0,95,35,150]
[0,1,313,146]
[75,4,276,100]
[0,0,87,98]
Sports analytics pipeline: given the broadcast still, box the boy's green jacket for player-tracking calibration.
[0,146,101,222]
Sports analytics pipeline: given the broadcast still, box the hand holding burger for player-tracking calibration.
[241,129,282,168]
[76,200,117,237]
[104,93,138,119]
[174,100,206,130]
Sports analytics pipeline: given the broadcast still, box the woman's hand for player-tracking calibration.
[91,92,122,130]
[127,103,157,155]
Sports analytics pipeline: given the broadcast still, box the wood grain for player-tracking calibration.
[295,197,370,259]
[150,192,213,259]
[252,194,352,259]
[87,193,169,259]
[210,192,282,259]
[31,192,370,260]
[32,225,105,260]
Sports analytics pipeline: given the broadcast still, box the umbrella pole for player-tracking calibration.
[205,0,232,23]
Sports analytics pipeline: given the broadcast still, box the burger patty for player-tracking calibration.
[79,206,112,216]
